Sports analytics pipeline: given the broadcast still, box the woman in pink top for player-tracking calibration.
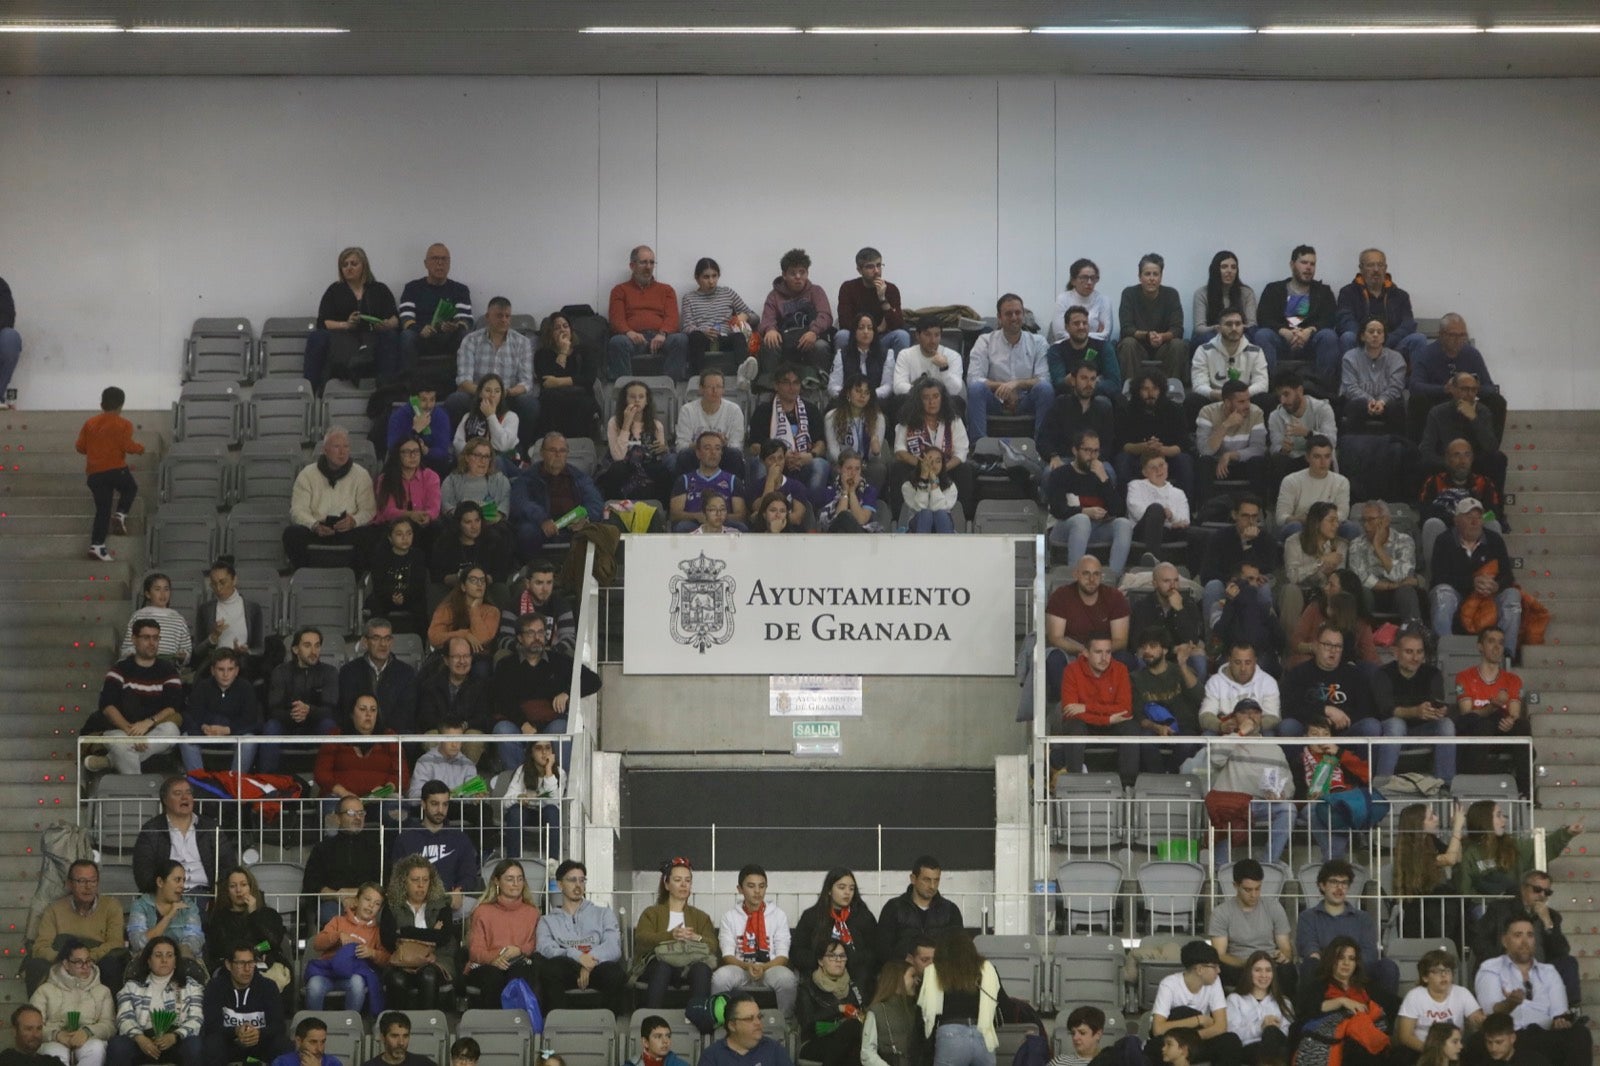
[372,436,443,545]
[466,859,542,1008]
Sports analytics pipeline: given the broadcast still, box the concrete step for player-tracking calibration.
[1505,491,1600,513]
[1507,412,1600,431]
[0,577,133,599]
[1506,451,1592,472]
[0,492,147,514]
[1502,515,1600,536]
[1520,667,1600,691]
[1504,472,1594,494]
[0,603,133,628]
[0,625,123,650]
[0,452,158,476]
[0,514,147,536]
[3,665,106,690]
[1502,430,1600,450]
[1525,646,1600,667]
[4,534,146,562]
[0,426,170,453]
[1532,709,1600,737]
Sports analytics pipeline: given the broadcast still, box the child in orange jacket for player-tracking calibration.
[75,385,144,561]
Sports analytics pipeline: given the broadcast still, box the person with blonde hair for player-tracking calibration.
[304,246,401,392]
[464,861,541,1009]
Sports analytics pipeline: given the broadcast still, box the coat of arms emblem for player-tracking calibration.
[668,552,736,652]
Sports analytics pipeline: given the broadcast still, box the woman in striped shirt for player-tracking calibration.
[120,572,193,664]
[679,257,754,373]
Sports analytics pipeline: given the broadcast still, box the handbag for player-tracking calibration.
[654,937,715,970]
[390,938,437,972]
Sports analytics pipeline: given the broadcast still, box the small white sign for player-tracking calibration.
[770,675,863,717]
[792,720,843,757]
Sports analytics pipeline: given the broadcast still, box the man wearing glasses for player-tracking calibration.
[26,862,127,994]
[202,943,290,1066]
[337,617,418,733]
[697,992,793,1066]
[488,614,599,773]
[1409,312,1506,437]
[1278,626,1397,750]
[607,246,688,382]
[1474,872,1582,1010]
[398,243,474,381]
[302,795,384,927]
[536,860,626,1014]
[1475,916,1591,1065]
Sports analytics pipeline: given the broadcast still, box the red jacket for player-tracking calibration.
[1060,658,1132,728]
[313,731,407,797]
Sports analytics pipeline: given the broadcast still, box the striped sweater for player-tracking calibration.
[680,286,754,333]
[115,976,204,1039]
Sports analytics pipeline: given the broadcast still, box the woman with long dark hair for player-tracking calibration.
[204,867,291,987]
[106,936,202,1066]
[598,379,671,502]
[1225,950,1291,1065]
[534,314,600,439]
[1050,258,1112,347]
[365,517,429,634]
[825,369,888,486]
[1192,250,1262,351]
[453,373,522,469]
[425,564,499,663]
[372,435,441,537]
[792,869,878,988]
[1287,569,1376,668]
[916,931,999,1066]
[1392,803,1465,942]
[1292,936,1392,1066]
[120,572,193,664]
[862,960,923,1066]
[889,378,973,523]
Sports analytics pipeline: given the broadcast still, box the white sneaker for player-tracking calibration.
[88,544,115,562]
[736,355,759,387]
[110,512,128,536]
[83,754,111,773]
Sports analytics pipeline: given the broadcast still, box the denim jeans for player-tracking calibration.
[1214,799,1293,865]
[179,739,256,773]
[1262,329,1341,387]
[1431,585,1522,658]
[305,971,368,1012]
[932,1024,994,1066]
[1400,716,1458,781]
[966,379,1055,439]
[907,508,957,533]
[491,715,569,772]
[1050,514,1133,579]
[606,331,689,381]
[0,326,20,396]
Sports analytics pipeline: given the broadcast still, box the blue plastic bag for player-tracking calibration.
[500,975,545,1033]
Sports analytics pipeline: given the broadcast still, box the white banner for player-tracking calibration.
[770,675,863,717]
[623,534,1017,675]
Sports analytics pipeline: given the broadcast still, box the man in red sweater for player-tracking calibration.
[606,245,688,381]
[1056,633,1138,786]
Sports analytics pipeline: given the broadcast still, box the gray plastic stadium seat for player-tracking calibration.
[1050,936,1126,1015]
[564,437,598,477]
[173,381,243,444]
[540,1009,618,1066]
[1383,936,1457,971]
[184,317,254,383]
[456,1010,535,1066]
[90,774,164,855]
[1054,859,1124,934]
[1131,773,1206,849]
[157,441,231,509]
[224,499,291,570]
[1136,859,1207,934]
[163,575,204,622]
[250,379,318,443]
[401,1012,452,1066]
[1053,773,1125,849]
[247,862,305,926]
[288,569,359,638]
[972,936,1045,1007]
[1296,862,1371,903]
[973,498,1044,535]
[146,506,221,572]
[1450,773,1525,828]
[345,438,379,473]
[231,566,286,630]
[291,1010,364,1066]
[389,632,425,669]
[321,380,374,441]
[235,441,306,505]
[99,863,137,900]
[258,316,317,378]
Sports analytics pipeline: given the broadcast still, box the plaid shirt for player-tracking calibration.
[457,328,534,392]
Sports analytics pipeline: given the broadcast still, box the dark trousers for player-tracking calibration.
[539,955,628,1014]
[1055,716,1140,786]
[106,1033,202,1066]
[383,962,449,1011]
[886,461,977,521]
[87,466,138,545]
[304,328,402,393]
[1455,709,1534,795]
[202,1028,291,1066]
[643,958,713,1014]
[469,955,543,1009]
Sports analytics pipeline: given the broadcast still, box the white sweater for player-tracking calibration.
[893,347,965,397]
[675,399,747,453]
[1274,469,1351,525]
[1226,991,1291,1046]
[1199,667,1282,732]
[1126,480,1190,526]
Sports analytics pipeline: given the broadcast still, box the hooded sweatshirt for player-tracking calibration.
[31,962,116,1042]
[759,276,833,337]
[201,970,284,1039]
[311,907,391,965]
[1335,274,1417,338]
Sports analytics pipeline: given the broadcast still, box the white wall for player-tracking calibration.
[2,75,1597,410]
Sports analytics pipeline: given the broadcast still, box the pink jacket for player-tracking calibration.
[372,468,443,524]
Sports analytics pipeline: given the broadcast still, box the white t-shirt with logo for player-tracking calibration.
[1398,984,1481,1042]
[1153,971,1226,1019]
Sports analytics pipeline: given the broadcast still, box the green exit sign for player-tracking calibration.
[793,721,841,740]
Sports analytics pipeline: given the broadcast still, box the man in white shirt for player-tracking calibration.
[1147,941,1244,1066]
[966,294,1052,439]
[892,319,964,399]
[1274,436,1357,541]
[1190,308,1269,404]
[1475,917,1591,1065]
[712,864,797,1014]
[1126,454,1189,563]
[1198,642,1281,734]
[673,368,746,477]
